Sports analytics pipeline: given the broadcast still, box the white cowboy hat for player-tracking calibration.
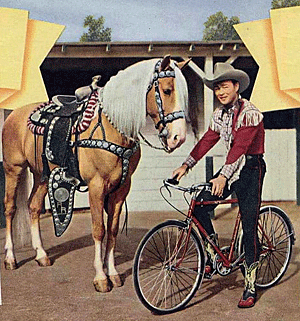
[203,63,250,93]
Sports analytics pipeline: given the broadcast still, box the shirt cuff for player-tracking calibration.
[183,155,197,169]
[220,166,231,179]
[220,155,244,179]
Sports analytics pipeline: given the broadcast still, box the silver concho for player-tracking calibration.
[54,187,69,202]
[110,144,116,151]
[123,149,132,159]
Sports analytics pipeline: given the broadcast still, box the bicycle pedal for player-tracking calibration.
[205,265,212,274]
[204,273,213,279]
[204,268,216,279]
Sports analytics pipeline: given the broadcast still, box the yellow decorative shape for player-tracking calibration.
[0,8,64,110]
[0,8,28,102]
[284,88,300,102]
[235,19,300,112]
[271,7,300,91]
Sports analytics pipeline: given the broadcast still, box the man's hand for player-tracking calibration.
[172,164,188,181]
[210,174,227,197]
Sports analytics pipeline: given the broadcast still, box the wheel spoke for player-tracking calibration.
[133,221,204,313]
[254,207,293,288]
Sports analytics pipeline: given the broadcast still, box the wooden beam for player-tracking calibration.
[204,55,214,130]
[48,41,251,59]
[226,55,238,64]
[184,59,205,79]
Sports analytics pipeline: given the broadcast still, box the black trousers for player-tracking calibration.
[194,155,266,266]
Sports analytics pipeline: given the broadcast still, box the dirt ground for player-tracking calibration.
[0,201,299,321]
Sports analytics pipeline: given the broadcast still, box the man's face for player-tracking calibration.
[213,80,239,106]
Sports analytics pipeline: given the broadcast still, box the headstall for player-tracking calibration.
[146,60,185,143]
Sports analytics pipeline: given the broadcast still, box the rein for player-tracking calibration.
[138,131,166,151]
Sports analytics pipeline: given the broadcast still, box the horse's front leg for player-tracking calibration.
[89,181,111,292]
[104,182,131,288]
[29,176,51,267]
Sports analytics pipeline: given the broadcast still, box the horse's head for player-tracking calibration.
[146,55,189,153]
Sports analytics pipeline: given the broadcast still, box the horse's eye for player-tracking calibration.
[163,89,172,96]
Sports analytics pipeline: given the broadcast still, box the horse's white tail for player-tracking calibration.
[12,168,32,247]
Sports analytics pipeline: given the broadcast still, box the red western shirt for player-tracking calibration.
[185,98,265,184]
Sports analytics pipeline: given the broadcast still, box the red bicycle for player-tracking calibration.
[133,178,295,314]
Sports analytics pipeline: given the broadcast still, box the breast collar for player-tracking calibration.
[73,105,139,191]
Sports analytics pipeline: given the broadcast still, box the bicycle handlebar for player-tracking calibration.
[163,178,212,193]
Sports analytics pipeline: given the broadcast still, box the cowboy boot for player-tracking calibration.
[204,234,218,278]
[238,261,260,308]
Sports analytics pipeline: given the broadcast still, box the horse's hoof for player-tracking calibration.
[109,274,123,287]
[35,256,52,267]
[4,259,18,270]
[93,279,112,293]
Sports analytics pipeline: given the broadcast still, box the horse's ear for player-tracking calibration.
[160,55,171,71]
[177,58,191,70]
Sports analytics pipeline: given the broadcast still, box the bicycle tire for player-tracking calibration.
[240,206,294,288]
[133,220,205,314]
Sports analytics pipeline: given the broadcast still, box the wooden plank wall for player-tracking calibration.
[46,127,297,211]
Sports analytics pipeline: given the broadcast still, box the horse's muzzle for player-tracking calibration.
[167,133,186,152]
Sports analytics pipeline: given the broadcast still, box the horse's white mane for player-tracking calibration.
[101,58,188,138]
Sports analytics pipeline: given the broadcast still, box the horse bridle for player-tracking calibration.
[146,59,185,150]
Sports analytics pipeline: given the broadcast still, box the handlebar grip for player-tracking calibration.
[166,178,179,185]
[166,174,179,185]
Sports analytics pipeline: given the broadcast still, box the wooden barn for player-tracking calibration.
[0,40,299,224]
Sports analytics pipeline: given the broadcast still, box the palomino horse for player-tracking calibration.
[2,56,189,292]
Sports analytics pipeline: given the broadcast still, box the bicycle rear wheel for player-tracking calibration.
[133,220,205,314]
[255,206,294,288]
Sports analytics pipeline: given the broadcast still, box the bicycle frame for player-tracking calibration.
[188,196,243,269]
[162,180,279,273]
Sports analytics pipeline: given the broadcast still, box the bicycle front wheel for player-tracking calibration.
[255,206,294,288]
[133,220,205,314]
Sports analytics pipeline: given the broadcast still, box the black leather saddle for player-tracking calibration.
[28,77,101,182]
[28,76,102,237]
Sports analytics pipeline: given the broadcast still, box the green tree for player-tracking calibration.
[80,15,112,42]
[202,11,240,41]
[271,0,300,9]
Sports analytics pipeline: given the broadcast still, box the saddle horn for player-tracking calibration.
[75,75,101,102]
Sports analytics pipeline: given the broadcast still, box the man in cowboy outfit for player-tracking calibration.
[173,62,266,308]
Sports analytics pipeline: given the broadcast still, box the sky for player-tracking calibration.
[1,0,273,42]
